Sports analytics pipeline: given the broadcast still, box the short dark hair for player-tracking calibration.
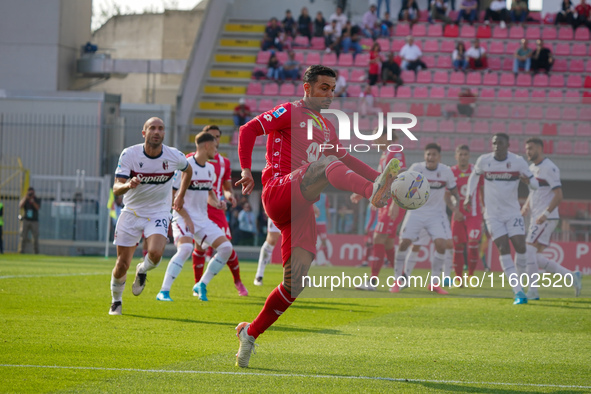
[196,131,215,145]
[456,144,469,152]
[203,124,222,135]
[493,132,509,142]
[526,137,544,148]
[425,142,441,153]
[303,65,336,84]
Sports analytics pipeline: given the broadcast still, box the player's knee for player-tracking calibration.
[434,239,446,253]
[445,239,453,249]
[398,239,412,251]
[216,241,233,261]
[176,242,194,262]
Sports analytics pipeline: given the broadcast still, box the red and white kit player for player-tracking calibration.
[450,145,484,278]
[190,125,248,297]
[234,65,400,368]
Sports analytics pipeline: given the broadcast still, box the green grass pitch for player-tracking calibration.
[0,255,590,393]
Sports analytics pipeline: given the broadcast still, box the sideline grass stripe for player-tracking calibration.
[1,364,589,390]
[0,272,104,279]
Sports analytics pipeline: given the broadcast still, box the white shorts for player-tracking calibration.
[400,213,451,242]
[172,216,226,247]
[413,229,431,246]
[114,210,171,247]
[267,217,281,233]
[526,219,558,246]
[485,215,525,241]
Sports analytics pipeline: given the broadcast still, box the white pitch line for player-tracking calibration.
[0,272,104,279]
[0,364,589,390]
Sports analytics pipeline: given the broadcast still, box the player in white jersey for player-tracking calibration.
[254,217,281,286]
[465,133,539,305]
[522,138,582,299]
[396,143,462,294]
[156,132,236,302]
[109,117,191,315]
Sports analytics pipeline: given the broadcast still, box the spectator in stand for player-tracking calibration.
[238,202,256,246]
[574,0,591,30]
[324,19,342,55]
[456,0,478,25]
[400,35,427,72]
[282,50,301,80]
[368,42,382,86]
[233,98,252,127]
[381,12,394,36]
[297,7,312,41]
[530,39,554,74]
[262,17,284,51]
[555,0,575,25]
[485,0,509,28]
[313,12,326,37]
[452,41,468,72]
[362,4,380,39]
[430,0,452,24]
[399,0,420,24]
[378,0,391,19]
[341,20,363,56]
[510,0,529,25]
[266,52,283,80]
[335,69,348,97]
[330,6,348,32]
[466,38,489,71]
[513,38,532,74]
[457,88,477,117]
[282,9,296,38]
[381,52,403,87]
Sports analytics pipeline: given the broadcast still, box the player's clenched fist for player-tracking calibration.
[236,169,254,195]
[127,177,140,189]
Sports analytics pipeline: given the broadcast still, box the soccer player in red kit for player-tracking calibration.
[450,145,484,278]
[234,65,400,368]
[191,125,248,296]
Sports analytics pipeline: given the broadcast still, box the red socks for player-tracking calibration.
[453,247,464,277]
[371,243,386,278]
[325,161,373,199]
[226,249,242,284]
[192,249,206,283]
[248,283,295,339]
[467,242,480,276]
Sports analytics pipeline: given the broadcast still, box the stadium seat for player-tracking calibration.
[454,136,469,148]
[401,70,415,83]
[564,91,580,104]
[439,119,454,132]
[556,141,573,154]
[572,43,587,56]
[566,74,582,88]
[348,84,362,97]
[437,136,452,151]
[245,97,257,111]
[501,57,513,71]
[554,43,570,56]
[558,123,575,136]
[574,27,590,40]
[584,60,591,72]
[574,142,589,155]
[275,52,288,63]
[480,88,495,101]
[338,53,353,67]
[500,73,515,86]
[509,26,524,39]
[506,41,520,54]
[514,89,529,102]
[456,120,472,133]
[258,98,274,111]
[547,90,563,103]
[397,86,411,98]
[310,37,325,50]
[542,123,558,135]
[492,26,508,38]
[482,73,499,86]
[510,105,527,119]
[570,59,585,72]
[498,88,513,101]
[541,27,557,40]
[516,73,531,87]
[476,25,491,38]
[426,103,442,116]
[549,74,565,87]
[436,55,452,68]
[489,41,504,55]
[409,103,424,117]
[529,11,542,22]
[360,38,374,49]
[350,69,366,82]
[230,131,239,145]
[563,108,578,120]
[527,106,543,119]
[558,26,574,40]
[545,108,561,120]
[475,106,492,118]
[391,40,404,51]
[427,24,442,37]
[246,81,262,95]
[381,85,395,97]
[423,40,439,52]
[466,72,482,86]
[577,123,591,136]
[440,40,455,53]
[370,85,379,97]
[525,26,540,39]
[395,23,411,36]
[508,122,524,134]
[354,53,370,67]
[470,120,488,134]
[494,105,510,118]
[412,24,427,37]
[444,23,459,37]
[391,102,408,112]
[432,71,448,84]
[293,36,309,48]
[376,38,390,50]
[532,74,548,87]
[489,121,506,134]
[263,83,279,96]
[460,25,476,38]
[256,51,271,64]
[531,90,546,103]
[416,71,432,83]
[430,86,445,98]
[422,55,436,68]
[469,137,486,152]
[414,86,429,99]
[322,52,337,66]
[305,52,321,66]
[447,86,461,98]
[553,58,567,72]
[279,83,295,96]
[449,71,465,85]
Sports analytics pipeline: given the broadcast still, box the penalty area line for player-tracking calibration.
[0,272,104,280]
[0,364,589,390]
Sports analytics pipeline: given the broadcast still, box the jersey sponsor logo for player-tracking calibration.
[483,171,520,181]
[264,114,273,122]
[536,178,550,187]
[189,180,213,190]
[428,180,447,189]
[131,171,174,184]
[272,106,287,118]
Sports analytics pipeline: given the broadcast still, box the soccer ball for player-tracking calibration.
[391,171,430,210]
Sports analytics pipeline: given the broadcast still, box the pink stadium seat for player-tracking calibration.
[514,89,529,102]
[501,57,514,71]
[310,37,325,50]
[449,71,465,85]
[350,69,366,82]
[516,73,531,87]
[509,26,524,39]
[360,38,374,49]
[275,52,288,63]
[447,86,461,98]
[305,52,321,66]
[558,26,574,40]
[506,41,520,54]
[556,141,573,154]
[563,108,578,120]
[577,124,591,136]
[322,52,337,66]
[532,74,548,87]
[391,40,404,51]
[348,84,362,97]
[370,85,379,96]
[440,40,455,53]
[570,59,585,72]
[565,91,580,104]
[586,60,591,72]
[549,74,565,87]
[279,83,295,96]
[527,106,544,119]
[422,55,436,68]
[531,90,546,103]
[574,142,589,156]
[500,73,515,86]
[492,26,508,38]
[566,74,582,88]
[230,131,239,145]
[480,88,495,101]
[554,43,570,56]
[498,88,513,101]
[467,73,482,85]
[426,103,442,116]
[423,40,439,52]
[456,120,472,133]
[401,70,415,83]
[412,24,427,37]
[488,41,504,55]
[558,124,575,136]
[438,137,452,151]
[391,102,408,112]
[256,51,271,64]
[433,71,449,84]
[338,53,353,67]
[586,76,591,89]
[473,120,489,134]
[475,106,492,118]
[354,53,370,67]
[246,81,262,95]
[529,11,542,22]
[547,91,563,103]
[416,71,432,83]
[574,27,590,40]
[488,57,502,70]
[460,25,476,38]
[572,43,587,56]
[376,38,390,50]
[439,119,454,132]
[381,85,395,97]
[510,105,527,119]
[436,56,453,69]
[454,136,469,148]
[541,27,557,41]
[508,122,524,134]
[258,98,274,111]
[490,121,507,134]
[525,26,540,39]
[263,83,279,96]
[294,52,305,63]
[245,98,257,110]
[430,86,445,98]
[444,23,459,37]
[469,137,486,152]
[476,25,491,38]
[410,103,424,116]
[494,105,510,118]
[414,86,429,99]
[427,24,443,37]
[396,86,411,98]
[553,58,567,72]
[293,36,309,48]
[395,23,411,37]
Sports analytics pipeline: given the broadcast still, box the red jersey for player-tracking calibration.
[575,3,591,18]
[451,164,483,218]
[209,153,232,199]
[239,100,346,187]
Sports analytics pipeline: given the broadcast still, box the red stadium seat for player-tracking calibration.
[410,103,424,116]
[338,53,353,67]
[246,81,262,95]
[558,123,575,136]
[501,57,514,71]
[467,72,482,85]
[412,24,427,37]
[532,74,548,87]
[391,102,408,112]
[500,73,515,86]
[492,26,508,38]
[423,40,439,52]
[514,89,530,102]
[360,38,374,49]
[553,58,567,72]
[473,120,489,134]
[293,36,309,47]
[426,103,442,116]
[256,51,271,64]
[577,124,591,136]
[541,27,557,40]
[469,137,486,152]
[258,98,274,111]
[322,52,337,66]
[476,25,491,38]
[438,137,452,151]
[456,120,472,133]
[305,52,321,66]
[490,121,507,134]
[427,24,443,37]
[506,41,520,54]
[498,88,513,101]
[377,38,390,50]
[350,69,366,82]
[439,119,454,132]
[556,141,573,154]
[444,24,459,37]
[510,105,527,119]
[508,122,524,135]
[275,52,288,63]
[395,23,411,36]
[414,86,429,99]
[572,43,587,56]
[422,55,436,68]
[436,55,452,68]
[416,70,432,83]
[516,73,531,87]
[279,83,295,96]
[245,98,257,111]
[480,88,495,101]
[348,84,362,97]
[574,142,589,155]
[487,57,502,71]
[527,106,543,119]
[401,70,415,83]
[545,108,561,120]
[554,43,570,56]
[381,85,395,97]
[558,26,574,40]
[454,136,469,148]
[396,86,411,98]
[531,90,546,103]
[419,9,429,21]
[549,74,565,87]
[509,26,524,39]
[488,41,505,54]
[391,40,404,51]
[263,83,279,96]
[447,86,461,98]
[547,90,563,103]
[354,53,370,67]
[563,108,578,120]
[370,85,379,96]
[494,105,510,118]
[460,25,476,38]
[566,74,582,88]
[310,37,325,50]
[430,86,445,98]
[564,91,580,104]
[525,26,540,39]
[475,106,492,118]
[433,71,449,84]
[449,71,465,85]
[542,123,558,135]
[574,27,590,40]
[570,59,585,72]
[440,40,455,53]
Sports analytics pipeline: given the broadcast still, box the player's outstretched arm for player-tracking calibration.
[173,163,193,211]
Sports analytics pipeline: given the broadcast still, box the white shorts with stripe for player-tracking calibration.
[172,216,225,247]
[114,210,171,247]
[526,219,558,246]
[485,215,525,241]
[400,213,452,242]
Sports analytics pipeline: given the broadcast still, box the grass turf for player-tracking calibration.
[0,255,589,393]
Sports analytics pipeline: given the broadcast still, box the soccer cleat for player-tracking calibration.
[193,282,208,301]
[443,278,452,287]
[156,291,173,302]
[513,290,528,305]
[526,288,540,301]
[192,291,199,297]
[109,301,122,315]
[254,276,263,286]
[235,281,249,296]
[573,271,582,297]
[370,158,401,208]
[390,283,400,293]
[429,284,449,295]
[356,283,376,291]
[132,263,147,296]
[235,322,257,368]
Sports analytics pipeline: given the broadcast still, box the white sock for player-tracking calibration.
[515,252,527,277]
[537,253,571,275]
[316,249,328,266]
[500,254,523,294]
[405,250,419,277]
[256,241,275,278]
[201,241,233,285]
[138,255,159,274]
[394,248,407,279]
[161,243,193,292]
[431,251,445,282]
[111,273,126,303]
[526,244,539,289]
[443,249,453,278]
